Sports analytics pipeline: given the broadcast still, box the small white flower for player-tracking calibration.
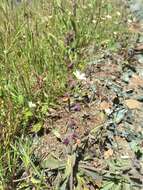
[121,155,129,159]
[106,15,112,19]
[88,3,92,8]
[116,11,121,16]
[3,50,7,54]
[101,17,106,20]
[128,19,132,23]
[92,19,96,24]
[73,70,86,80]
[105,108,112,115]
[28,101,36,108]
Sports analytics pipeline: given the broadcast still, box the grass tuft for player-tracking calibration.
[0,0,130,189]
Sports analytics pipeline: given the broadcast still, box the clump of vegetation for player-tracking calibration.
[0,0,130,189]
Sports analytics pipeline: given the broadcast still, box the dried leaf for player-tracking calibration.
[129,22,143,33]
[104,149,113,159]
[95,178,102,188]
[129,74,143,89]
[134,43,143,51]
[97,111,107,123]
[76,139,81,145]
[62,96,69,102]
[124,99,142,109]
[99,101,111,111]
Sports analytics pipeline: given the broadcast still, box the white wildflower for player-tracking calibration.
[105,108,112,115]
[28,101,36,108]
[92,20,96,24]
[73,70,86,80]
[128,19,132,23]
[116,11,121,16]
[106,15,112,19]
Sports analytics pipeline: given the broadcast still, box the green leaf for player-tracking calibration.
[114,109,127,124]
[65,154,76,178]
[59,154,77,190]
[41,105,49,114]
[90,125,103,135]
[101,181,115,190]
[31,177,41,184]
[60,177,69,190]
[76,175,90,190]
[121,72,130,83]
[52,129,61,140]
[122,183,131,190]
[76,175,84,190]
[80,167,100,180]
[31,122,43,133]
[41,154,64,169]
[107,3,113,12]
[113,183,122,190]
[18,95,24,105]
[23,108,33,120]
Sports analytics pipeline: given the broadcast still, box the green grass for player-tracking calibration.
[0,0,129,189]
